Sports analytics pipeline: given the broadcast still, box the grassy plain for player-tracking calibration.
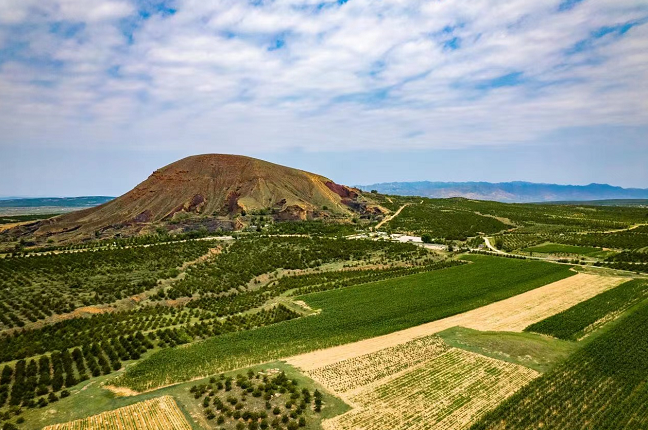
[117,255,573,391]
[437,327,577,373]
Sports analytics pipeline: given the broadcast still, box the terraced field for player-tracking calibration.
[42,396,191,430]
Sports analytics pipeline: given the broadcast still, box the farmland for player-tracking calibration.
[1,194,648,430]
[42,396,192,430]
[522,243,604,256]
[525,279,648,340]
[323,348,538,430]
[471,300,648,430]
[117,256,572,391]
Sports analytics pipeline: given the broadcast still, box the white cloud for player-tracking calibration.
[0,0,647,153]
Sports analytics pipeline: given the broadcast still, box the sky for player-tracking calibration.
[1,0,647,196]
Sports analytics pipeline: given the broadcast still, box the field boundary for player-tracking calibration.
[286,273,624,370]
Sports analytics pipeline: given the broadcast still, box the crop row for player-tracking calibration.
[525,279,648,340]
[471,300,648,429]
[165,236,427,300]
[386,202,509,240]
[326,348,538,430]
[0,240,215,328]
[116,256,573,391]
[42,395,192,430]
[306,335,450,393]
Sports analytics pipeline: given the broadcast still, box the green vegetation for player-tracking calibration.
[523,243,603,256]
[471,299,648,430]
[264,221,362,236]
[187,368,322,429]
[0,240,215,328]
[117,256,573,391]
[387,201,509,240]
[437,327,578,373]
[166,237,429,301]
[525,279,648,340]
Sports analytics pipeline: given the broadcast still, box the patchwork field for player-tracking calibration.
[472,300,648,430]
[42,396,192,430]
[320,348,538,430]
[287,272,622,370]
[118,256,573,391]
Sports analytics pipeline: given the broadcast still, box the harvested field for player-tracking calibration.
[322,348,539,430]
[306,335,450,394]
[287,273,624,370]
[42,396,192,430]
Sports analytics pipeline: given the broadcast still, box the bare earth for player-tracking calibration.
[42,396,191,430]
[287,273,625,370]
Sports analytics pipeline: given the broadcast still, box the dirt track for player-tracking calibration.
[286,273,625,370]
[375,204,409,229]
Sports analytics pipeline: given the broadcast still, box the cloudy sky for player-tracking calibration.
[1,0,647,196]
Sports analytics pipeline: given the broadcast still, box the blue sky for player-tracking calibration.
[1,0,647,196]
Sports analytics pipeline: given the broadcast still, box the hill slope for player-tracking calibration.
[358,181,648,203]
[10,154,382,241]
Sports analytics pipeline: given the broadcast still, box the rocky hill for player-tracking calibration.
[7,154,385,242]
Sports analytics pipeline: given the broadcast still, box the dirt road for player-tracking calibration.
[375,204,409,230]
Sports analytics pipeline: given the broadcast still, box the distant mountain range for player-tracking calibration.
[0,196,114,208]
[357,181,648,203]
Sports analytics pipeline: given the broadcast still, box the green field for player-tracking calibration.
[471,299,648,430]
[117,255,574,391]
[16,361,348,430]
[523,243,603,256]
[525,279,648,340]
[437,327,578,373]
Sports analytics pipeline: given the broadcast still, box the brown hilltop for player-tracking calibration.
[19,154,385,241]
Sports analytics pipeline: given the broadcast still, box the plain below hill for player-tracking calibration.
[358,181,648,204]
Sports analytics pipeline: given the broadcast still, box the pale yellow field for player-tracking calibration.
[287,273,625,370]
[306,335,450,395]
[42,396,192,430]
[322,348,539,430]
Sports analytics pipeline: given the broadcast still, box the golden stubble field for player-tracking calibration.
[42,396,192,430]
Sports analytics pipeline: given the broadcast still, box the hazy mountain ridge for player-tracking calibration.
[358,181,648,203]
[0,196,114,208]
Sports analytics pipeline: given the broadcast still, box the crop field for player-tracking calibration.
[305,336,450,394]
[287,272,617,371]
[386,201,509,240]
[522,243,603,256]
[3,194,648,430]
[525,279,648,340]
[323,348,539,430]
[42,396,192,430]
[472,300,648,430]
[117,255,572,391]
[185,367,325,429]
